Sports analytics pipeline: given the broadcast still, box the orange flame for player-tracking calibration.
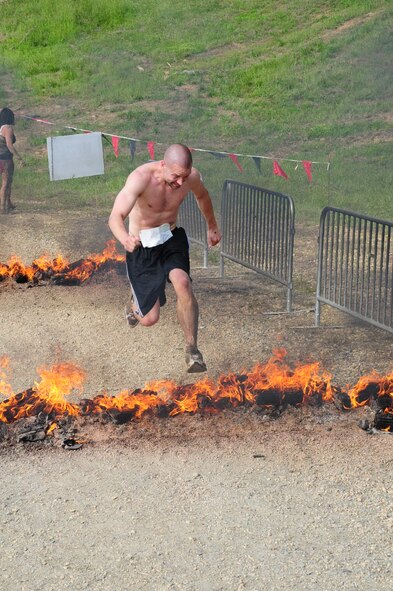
[346,370,393,409]
[0,356,14,399]
[0,350,392,425]
[46,422,58,435]
[244,348,334,402]
[0,362,85,423]
[0,240,125,284]
[61,240,125,283]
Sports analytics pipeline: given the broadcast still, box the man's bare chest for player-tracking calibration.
[141,189,185,213]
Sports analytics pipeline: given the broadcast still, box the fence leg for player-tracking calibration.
[220,255,225,277]
[203,246,208,269]
[286,287,292,313]
[315,299,321,326]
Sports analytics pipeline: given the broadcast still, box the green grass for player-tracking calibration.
[1,0,393,222]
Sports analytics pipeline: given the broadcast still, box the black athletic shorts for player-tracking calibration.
[126,226,190,316]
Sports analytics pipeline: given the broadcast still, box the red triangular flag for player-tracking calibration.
[228,153,243,172]
[302,160,312,182]
[112,136,120,158]
[147,141,155,160]
[273,160,288,179]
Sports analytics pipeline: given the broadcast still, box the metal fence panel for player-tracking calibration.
[316,207,393,333]
[220,180,295,312]
[177,191,209,268]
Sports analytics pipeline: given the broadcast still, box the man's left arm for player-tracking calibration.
[189,173,222,247]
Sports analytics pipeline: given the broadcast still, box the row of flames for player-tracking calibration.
[1,246,392,429]
[1,350,392,426]
[0,240,124,285]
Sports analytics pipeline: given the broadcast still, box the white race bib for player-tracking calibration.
[139,223,173,248]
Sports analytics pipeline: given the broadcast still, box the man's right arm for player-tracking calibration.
[108,171,145,252]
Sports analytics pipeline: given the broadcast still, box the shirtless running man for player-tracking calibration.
[108,143,221,373]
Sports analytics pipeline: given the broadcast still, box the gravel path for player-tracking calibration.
[1,211,393,590]
[1,421,393,591]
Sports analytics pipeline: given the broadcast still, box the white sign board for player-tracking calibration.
[47,132,105,181]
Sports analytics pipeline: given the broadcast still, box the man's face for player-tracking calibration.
[163,162,191,189]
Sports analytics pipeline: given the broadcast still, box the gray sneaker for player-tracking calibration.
[185,346,207,373]
[125,298,139,328]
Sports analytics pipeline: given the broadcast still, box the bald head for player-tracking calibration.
[163,144,193,169]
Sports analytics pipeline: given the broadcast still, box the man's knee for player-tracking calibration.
[170,270,192,296]
[138,317,158,327]
[137,307,160,327]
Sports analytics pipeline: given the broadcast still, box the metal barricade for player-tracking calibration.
[220,180,295,312]
[316,207,393,333]
[177,191,209,268]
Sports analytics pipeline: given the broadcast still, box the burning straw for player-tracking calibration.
[0,350,392,446]
[0,240,125,286]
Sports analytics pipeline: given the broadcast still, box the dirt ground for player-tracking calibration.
[1,210,393,591]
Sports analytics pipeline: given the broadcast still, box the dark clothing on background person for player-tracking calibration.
[0,127,16,160]
[0,108,24,214]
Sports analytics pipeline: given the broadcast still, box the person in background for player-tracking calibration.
[109,143,221,373]
[0,107,25,214]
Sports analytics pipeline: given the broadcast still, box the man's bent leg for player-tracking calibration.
[125,294,139,327]
[136,298,160,327]
[125,295,160,328]
[169,268,207,373]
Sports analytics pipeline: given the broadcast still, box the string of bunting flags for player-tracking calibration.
[22,114,330,183]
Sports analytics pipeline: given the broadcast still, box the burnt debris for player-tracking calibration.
[0,242,125,288]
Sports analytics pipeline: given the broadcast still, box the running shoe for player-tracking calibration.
[125,297,139,328]
[185,346,207,373]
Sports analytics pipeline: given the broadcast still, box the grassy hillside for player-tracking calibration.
[1,0,393,221]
